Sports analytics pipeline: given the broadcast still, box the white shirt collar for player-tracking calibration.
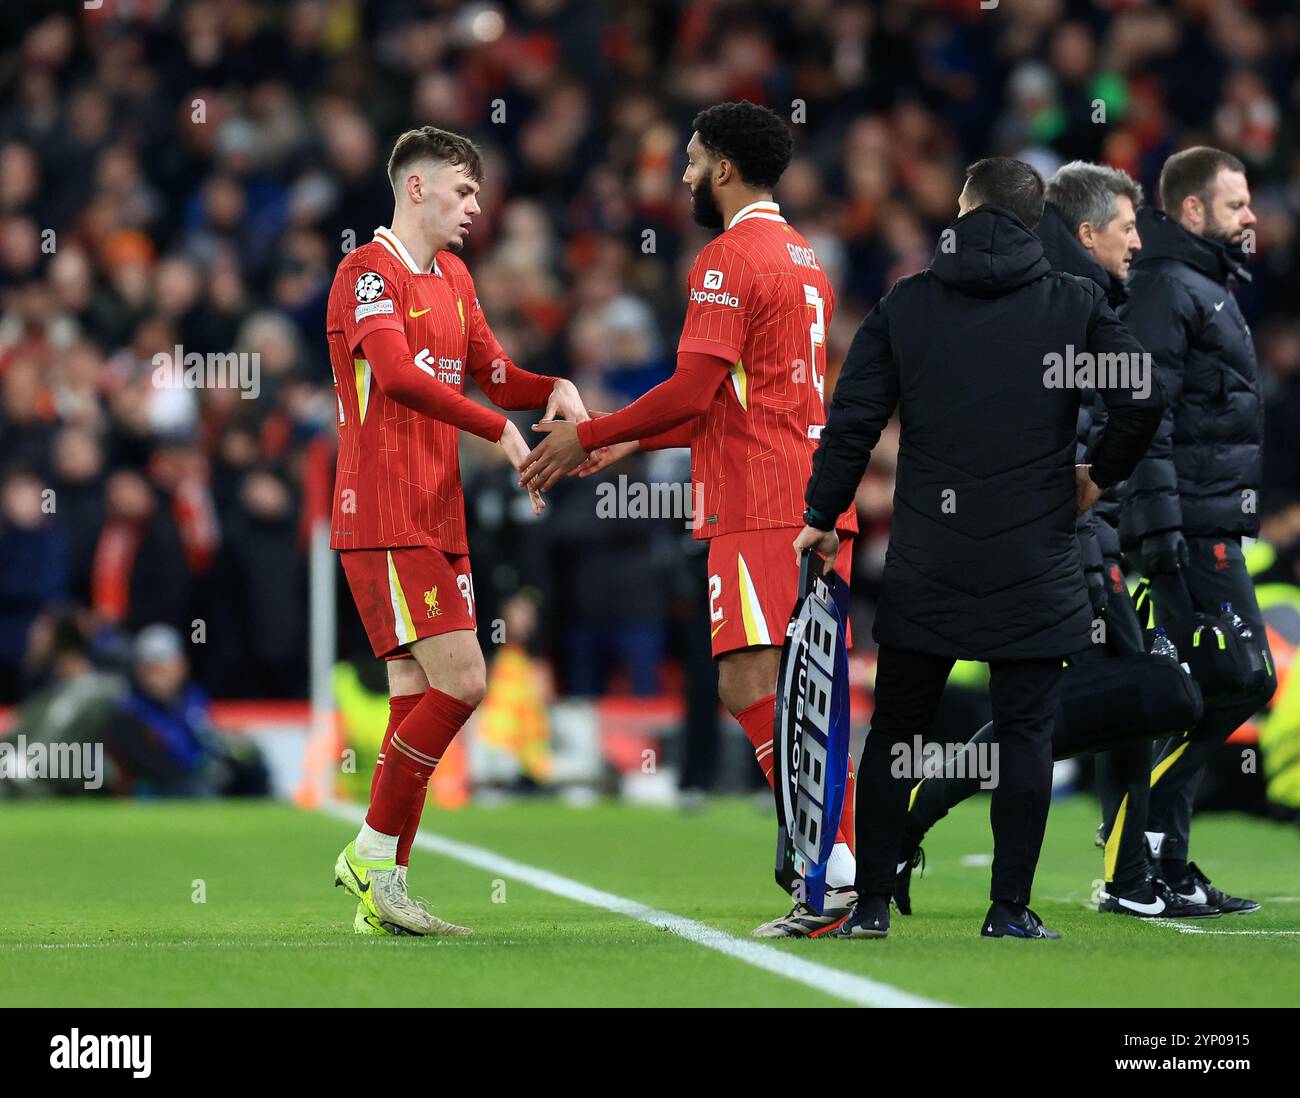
[727,200,785,230]
[373,226,442,276]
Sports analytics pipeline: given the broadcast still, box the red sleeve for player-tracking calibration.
[461,272,559,409]
[340,258,407,352]
[639,420,696,451]
[575,351,729,451]
[676,242,756,362]
[361,328,507,443]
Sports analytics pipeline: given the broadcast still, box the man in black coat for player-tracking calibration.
[795,158,1164,939]
[897,162,1217,922]
[1119,147,1275,913]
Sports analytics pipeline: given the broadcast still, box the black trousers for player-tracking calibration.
[1093,560,1157,892]
[1146,536,1277,865]
[857,645,1062,905]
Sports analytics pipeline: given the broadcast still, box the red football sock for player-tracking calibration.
[370,692,421,802]
[366,687,475,836]
[397,799,427,868]
[737,693,856,851]
[737,694,777,788]
[370,692,423,865]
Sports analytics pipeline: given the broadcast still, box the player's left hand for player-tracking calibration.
[543,379,590,424]
[521,420,589,492]
[793,525,839,575]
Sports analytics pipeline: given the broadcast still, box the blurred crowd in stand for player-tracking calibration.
[1,0,1297,731]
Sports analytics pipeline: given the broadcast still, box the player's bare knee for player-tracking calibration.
[387,657,428,698]
[718,648,781,717]
[717,677,744,718]
[452,667,488,709]
[446,648,489,708]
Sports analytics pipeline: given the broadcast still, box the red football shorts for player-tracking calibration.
[340,547,477,659]
[706,529,853,657]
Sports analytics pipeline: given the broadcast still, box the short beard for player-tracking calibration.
[1203,208,1242,248]
[691,176,725,230]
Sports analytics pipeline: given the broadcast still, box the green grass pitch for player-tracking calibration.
[2,795,1297,1007]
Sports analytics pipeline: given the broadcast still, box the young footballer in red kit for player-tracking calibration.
[328,127,588,936]
[521,102,860,937]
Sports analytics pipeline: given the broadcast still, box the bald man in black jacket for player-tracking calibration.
[796,158,1164,940]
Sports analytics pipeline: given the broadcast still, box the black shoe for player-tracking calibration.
[1100,877,1219,919]
[831,894,890,939]
[1169,862,1260,915]
[980,902,1061,939]
[893,844,925,916]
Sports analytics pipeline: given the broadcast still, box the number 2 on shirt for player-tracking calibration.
[804,284,825,399]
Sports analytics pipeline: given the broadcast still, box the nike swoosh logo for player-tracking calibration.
[409,307,431,318]
[347,862,370,894]
[1112,893,1165,915]
[1214,301,1225,311]
[711,621,726,638]
[1178,885,1209,905]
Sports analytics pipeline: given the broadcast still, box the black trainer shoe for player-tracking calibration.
[893,844,925,916]
[831,894,890,939]
[1100,877,1219,919]
[1169,862,1260,915]
[980,902,1060,939]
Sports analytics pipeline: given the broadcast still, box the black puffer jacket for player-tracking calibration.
[1119,207,1263,543]
[1037,202,1131,572]
[806,206,1165,660]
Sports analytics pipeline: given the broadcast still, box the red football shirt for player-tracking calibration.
[326,226,539,554]
[677,202,858,539]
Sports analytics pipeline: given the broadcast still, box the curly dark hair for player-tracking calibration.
[692,101,793,190]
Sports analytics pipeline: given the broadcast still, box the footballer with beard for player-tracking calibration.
[521,101,861,938]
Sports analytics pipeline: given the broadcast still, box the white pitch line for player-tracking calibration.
[1147,919,1300,937]
[321,802,948,1008]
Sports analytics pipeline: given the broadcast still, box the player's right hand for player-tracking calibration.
[575,440,639,477]
[498,420,545,515]
[543,379,590,424]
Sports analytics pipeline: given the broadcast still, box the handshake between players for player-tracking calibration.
[325,107,1271,941]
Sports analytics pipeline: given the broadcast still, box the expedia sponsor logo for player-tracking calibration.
[414,348,464,385]
[690,287,740,307]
